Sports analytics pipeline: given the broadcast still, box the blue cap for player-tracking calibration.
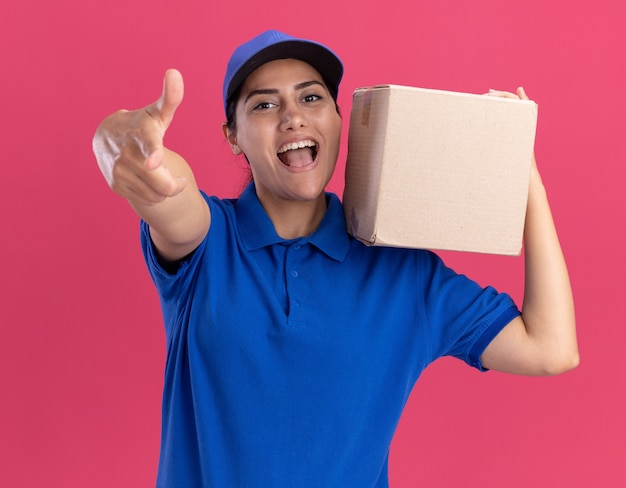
[223,30,343,115]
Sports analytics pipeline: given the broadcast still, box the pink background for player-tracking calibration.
[2,0,624,486]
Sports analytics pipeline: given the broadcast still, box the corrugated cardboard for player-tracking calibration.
[342,84,538,255]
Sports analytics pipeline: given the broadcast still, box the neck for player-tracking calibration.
[258,192,328,240]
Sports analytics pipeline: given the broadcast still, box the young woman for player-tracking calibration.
[93,30,578,488]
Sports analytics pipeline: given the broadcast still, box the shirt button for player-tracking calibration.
[292,270,299,278]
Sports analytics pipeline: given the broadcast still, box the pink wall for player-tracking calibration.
[2,0,624,486]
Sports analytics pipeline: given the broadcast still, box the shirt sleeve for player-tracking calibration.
[420,251,521,371]
[139,192,221,338]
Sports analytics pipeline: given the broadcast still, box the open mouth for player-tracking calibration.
[277,140,318,168]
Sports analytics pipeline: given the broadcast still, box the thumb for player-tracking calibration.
[516,86,529,101]
[143,70,184,170]
[152,68,184,129]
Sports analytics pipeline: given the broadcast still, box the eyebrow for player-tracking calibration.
[244,80,326,104]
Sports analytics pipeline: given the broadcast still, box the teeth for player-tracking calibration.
[277,140,316,154]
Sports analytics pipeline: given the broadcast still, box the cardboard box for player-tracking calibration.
[342,84,538,255]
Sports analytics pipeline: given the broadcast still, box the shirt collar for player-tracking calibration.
[235,182,350,262]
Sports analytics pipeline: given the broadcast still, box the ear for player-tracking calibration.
[222,122,242,155]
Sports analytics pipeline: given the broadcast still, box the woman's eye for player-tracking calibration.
[303,94,321,103]
[253,101,276,110]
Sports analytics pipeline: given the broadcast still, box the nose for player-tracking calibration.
[280,100,307,131]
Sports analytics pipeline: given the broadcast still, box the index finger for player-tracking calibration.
[121,122,164,171]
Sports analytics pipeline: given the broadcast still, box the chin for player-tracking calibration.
[288,181,327,201]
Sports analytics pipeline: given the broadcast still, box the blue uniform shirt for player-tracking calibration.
[141,183,520,488]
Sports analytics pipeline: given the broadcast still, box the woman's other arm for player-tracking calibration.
[92,69,210,262]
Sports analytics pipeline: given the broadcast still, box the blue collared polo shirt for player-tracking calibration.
[141,183,520,488]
